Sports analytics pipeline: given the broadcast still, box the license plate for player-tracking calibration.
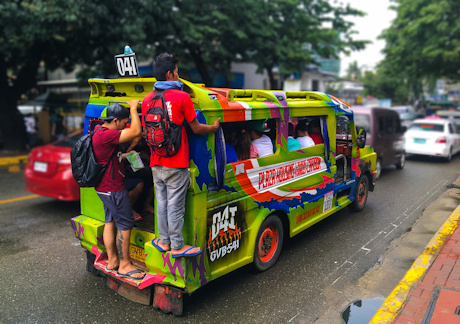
[130,244,145,263]
[414,138,426,144]
[34,161,48,172]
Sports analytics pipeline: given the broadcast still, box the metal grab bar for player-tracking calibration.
[107,100,143,106]
[335,154,347,182]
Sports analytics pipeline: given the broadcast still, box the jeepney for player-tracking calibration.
[71,77,376,315]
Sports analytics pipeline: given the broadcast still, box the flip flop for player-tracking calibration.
[134,212,143,221]
[105,265,118,273]
[171,246,202,258]
[144,207,154,215]
[116,269,145,280]
[152,238,168,252]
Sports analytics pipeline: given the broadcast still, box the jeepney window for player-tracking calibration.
[336,116,350,135]
[222,119,277,162]
[289,116,325,151]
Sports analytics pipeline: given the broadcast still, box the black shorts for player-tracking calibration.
[96,190,133,230]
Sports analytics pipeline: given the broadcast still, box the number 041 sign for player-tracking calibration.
[114,52,139,77]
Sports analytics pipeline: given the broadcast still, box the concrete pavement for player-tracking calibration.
[371,178,460,323]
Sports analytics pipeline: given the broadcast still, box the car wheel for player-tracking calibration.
[253,215,283,272]
[375,159,382,180]
[396,152,405,169]
[349,175,369,212]
[446,147,453,162]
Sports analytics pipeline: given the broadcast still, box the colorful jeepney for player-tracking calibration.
[71,77,377,315]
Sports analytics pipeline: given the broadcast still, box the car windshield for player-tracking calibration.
[408,123,444,132]
[354,114,371,135]
[53,131,83,147]
[400,113,424,121]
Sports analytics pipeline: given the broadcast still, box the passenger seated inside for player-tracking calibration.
[308,118,324,144]
[249,120,273,157]
[288,123,301,150]
[295,120,315,148]
[223,127,238,163]
[235,128,258,161]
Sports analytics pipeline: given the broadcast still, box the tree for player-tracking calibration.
[346,61,362,81]
[0,0,148,150]
[144,0,368,89]
[361,68,409,104]
[379,0,460,97]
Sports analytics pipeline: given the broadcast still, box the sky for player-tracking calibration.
[339,0,397,76]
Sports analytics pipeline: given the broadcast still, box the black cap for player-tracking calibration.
[100,104,130,121]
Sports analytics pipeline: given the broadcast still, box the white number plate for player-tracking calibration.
[34,161,48,172]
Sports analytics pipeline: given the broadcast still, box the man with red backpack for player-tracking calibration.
[142,53,220,257]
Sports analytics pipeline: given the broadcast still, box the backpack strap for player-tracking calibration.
[92,127,119,179]
[151,89,170,124]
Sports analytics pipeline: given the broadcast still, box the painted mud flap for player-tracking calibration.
[153,284,184,316]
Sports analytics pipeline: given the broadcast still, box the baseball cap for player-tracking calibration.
[100,103,130,121]
[249,119,271,133]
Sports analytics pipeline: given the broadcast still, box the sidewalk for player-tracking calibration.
[0,151,29,172]
[371,203,460,323]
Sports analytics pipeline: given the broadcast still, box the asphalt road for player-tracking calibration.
[1,154,459,323]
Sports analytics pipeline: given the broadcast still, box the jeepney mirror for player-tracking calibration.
[357,128,366,148]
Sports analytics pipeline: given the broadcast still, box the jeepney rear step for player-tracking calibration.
[92,251,166,305]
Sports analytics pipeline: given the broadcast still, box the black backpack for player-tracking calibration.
[71,128,117,187]
[144,89,183,157]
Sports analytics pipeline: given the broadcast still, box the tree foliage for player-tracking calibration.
[1,0,367,149]
[379,0,460,98]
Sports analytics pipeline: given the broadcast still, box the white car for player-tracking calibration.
[404,118,460,161]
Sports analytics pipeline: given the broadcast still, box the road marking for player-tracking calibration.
[327,179,449,286]
[0,195,39,204]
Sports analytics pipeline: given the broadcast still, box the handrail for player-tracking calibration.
[228,89,279,103]
[335,154,347,182]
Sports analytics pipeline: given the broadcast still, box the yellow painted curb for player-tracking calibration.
[370,204,460,323]
[0,155,28,166]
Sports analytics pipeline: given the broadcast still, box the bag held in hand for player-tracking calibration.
[144,89,183,157]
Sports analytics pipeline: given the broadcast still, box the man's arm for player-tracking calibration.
[119,99,142,143]
[188,117,220,135]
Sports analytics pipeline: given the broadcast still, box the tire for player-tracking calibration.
[395,152,405,169]
[253,215,283,272]
[375,158,382,180]
[446,147,452,162]
[348,175,369,212]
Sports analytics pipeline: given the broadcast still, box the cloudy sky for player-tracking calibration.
[339,0,397,76]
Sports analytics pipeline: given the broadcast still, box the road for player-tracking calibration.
[1,154,459,323]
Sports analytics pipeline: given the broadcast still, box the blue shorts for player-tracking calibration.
[125,177,143,191]
[96,190,134,231]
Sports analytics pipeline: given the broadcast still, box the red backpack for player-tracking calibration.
[144,90,183,157]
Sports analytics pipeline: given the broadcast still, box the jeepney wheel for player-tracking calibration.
[349,175,369,212]
[253,215,284,272]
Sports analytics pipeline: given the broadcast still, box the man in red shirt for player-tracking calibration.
[308,118,324,145]
[93,100,145,279]
[142,53,220,257]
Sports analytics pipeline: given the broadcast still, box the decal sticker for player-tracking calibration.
[296,205,321,224]
[207,204,243,262]
[323,190,334,213]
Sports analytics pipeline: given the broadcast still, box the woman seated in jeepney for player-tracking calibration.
[295,119,315,148]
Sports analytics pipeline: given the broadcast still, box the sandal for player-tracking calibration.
[134,212,143,221]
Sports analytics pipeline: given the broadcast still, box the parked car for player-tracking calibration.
[352,106,406,179]
[399,112,425,129]
[25,130,82,200]
[404,119,460,161]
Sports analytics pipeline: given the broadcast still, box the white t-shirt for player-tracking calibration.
[297,136,315,148]
[252,134,273,157]
[25,116,36,134]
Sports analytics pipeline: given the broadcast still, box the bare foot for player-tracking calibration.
[171,244,201,257]
[153,238,170,251]
[106,259,119,271]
